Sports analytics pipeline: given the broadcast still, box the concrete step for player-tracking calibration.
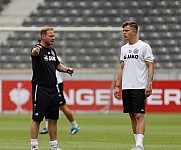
[0,0,43,26]
[0,0,43,43]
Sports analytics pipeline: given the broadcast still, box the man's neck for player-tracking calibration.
[41,42,50,48]
[128,37,139,45]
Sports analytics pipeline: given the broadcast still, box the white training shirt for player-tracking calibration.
[120,40,154,89]
[56,56,63,84]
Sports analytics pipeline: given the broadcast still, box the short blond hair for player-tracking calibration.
[121,21,138,33]
[40,27,54,36]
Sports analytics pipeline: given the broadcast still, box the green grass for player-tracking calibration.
[0,113,181,150]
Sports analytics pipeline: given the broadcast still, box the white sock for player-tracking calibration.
[134,134,137,143]
[31,139,38,147]
[136,134,144,147]
[45,120,48,129]
[49,140,58,147]
[71,120,78,128]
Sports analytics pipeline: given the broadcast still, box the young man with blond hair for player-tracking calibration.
[114,21,154,150]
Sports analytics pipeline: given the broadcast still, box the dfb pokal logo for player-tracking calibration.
[9,82,30,112]
[2,80,32,113]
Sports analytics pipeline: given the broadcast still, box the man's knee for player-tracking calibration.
[135,113,144,121]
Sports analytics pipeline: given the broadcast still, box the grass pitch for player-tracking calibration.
[0,113,180,150]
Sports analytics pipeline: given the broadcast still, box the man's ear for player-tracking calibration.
[41,35,45,40]
[133,30,137,34]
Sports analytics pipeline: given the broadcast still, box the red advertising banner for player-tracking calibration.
[147,81,181,112]
[1,80,181,113]
[2,80,32,112]
[63,80,123,111]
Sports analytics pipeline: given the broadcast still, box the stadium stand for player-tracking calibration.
[0,0,10,13]
[0,0,181,69]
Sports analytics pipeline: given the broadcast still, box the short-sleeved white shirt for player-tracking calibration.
[56,56,63,83]
[120,40,154,89]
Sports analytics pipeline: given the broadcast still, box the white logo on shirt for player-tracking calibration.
[43,55,56,61]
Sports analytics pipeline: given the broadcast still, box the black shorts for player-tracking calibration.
[122,89,146,114]
[57,82,66,105]
[32,84,60,121]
